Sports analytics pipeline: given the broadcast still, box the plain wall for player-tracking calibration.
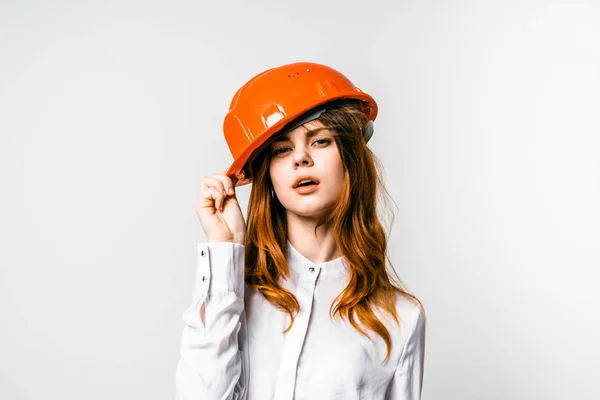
[1,0,599,399]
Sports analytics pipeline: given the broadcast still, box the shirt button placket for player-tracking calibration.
[272,263,320,400]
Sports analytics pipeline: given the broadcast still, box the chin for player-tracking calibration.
[292,209,327,219]
[281,201,333,220]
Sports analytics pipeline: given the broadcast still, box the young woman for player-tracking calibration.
[175,62,426,400]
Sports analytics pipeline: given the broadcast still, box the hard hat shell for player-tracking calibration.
[223,62,378,186]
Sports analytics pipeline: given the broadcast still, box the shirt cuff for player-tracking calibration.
[196,241,245,296]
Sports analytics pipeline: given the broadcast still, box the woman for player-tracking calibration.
[176,62,426,399]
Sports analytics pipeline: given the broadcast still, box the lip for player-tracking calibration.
[292,176,321,189]
[294,184,319,195]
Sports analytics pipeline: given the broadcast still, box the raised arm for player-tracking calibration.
[176,173,248,399]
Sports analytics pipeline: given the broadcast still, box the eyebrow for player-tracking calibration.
[272,127,331,143]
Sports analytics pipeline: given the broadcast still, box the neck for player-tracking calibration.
[286,213,341,264]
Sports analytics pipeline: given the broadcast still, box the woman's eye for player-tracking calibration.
[313,138,331,146]
[272,139,331,156]
[272,146,291,156]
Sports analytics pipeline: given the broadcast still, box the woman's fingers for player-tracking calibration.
[200,174,237,211]
[208,186,224,211]
[196,172,246,244]
[202,176,226,195]
[200,178,225,206]
[212,174,236,196]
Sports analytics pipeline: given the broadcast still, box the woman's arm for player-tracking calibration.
[385,305,427,400]
[175,242,248,400]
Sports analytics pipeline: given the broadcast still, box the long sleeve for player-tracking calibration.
[175,242,248,400]
[385,306,427,400]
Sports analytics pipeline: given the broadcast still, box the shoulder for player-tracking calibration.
[393,291,425,329]
[360,291,425,367]
[370,290,424,334]
[392,291,426,358]
[380,291,426,355]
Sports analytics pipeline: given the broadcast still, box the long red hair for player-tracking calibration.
[243,100,423,362]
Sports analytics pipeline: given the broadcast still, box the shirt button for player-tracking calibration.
[202,276,207,282]
[200,250,206,257]
[308,266,315,273]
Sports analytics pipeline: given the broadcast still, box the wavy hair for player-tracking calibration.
[243,100,423,362]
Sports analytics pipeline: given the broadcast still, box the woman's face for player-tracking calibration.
[268,120,345,220]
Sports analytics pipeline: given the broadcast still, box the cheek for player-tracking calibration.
[320,151,346,194]
[333,158,345,179]
[268,160,286,190]
[330,164,346,193]
[324,150,345,179]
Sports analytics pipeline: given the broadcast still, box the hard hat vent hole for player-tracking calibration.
[288,68,314,79]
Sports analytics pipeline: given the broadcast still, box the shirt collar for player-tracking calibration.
[286,240,350,280]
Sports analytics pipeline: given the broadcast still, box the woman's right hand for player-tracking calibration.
[195,173,246,245]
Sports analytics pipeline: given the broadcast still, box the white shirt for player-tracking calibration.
[175,241,426,400]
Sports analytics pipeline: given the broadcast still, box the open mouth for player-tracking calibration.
[296,180,317,187]
[293,176,321,190]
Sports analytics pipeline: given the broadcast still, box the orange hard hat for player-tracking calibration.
[223,61,378,186]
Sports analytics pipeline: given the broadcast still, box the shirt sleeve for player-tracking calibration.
[385,305,427,400]
[175,241,248,400]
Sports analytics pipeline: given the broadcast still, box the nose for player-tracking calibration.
[293,146,313,168]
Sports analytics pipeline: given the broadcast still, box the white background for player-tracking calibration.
[1,0,599,399]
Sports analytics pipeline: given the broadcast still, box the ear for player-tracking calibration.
[364,120,374,142]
